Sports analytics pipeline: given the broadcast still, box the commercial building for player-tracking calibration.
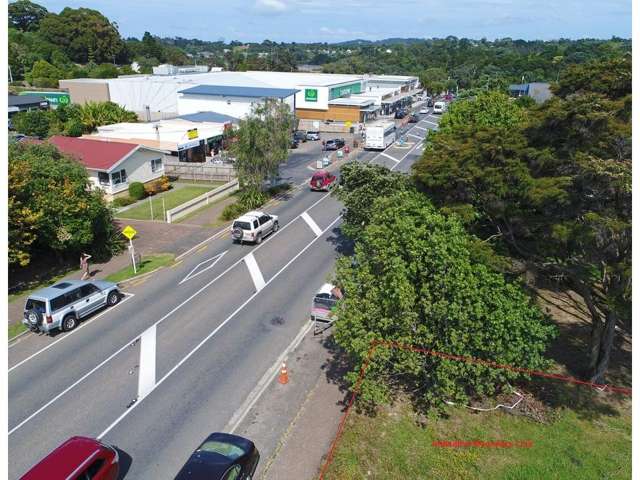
[83,117,230,162]
[59,68,420,125]
[8,94,49,118]
[46,136,167,199]
[508,82,552,103]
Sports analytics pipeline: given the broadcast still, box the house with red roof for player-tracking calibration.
[47,136,168,200]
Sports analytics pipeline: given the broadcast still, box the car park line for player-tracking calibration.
[422,120,439,126]
[300,211,323,237]
[408,133,423,140]
[97,214,343,441]
[8,293,135,373]
[9,192,337,433]
[412,125,428,131]
[380,152,400,163]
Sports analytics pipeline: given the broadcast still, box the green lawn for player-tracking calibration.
[116,185,220,221]
[9,322,29,341]
[326,393,631,480]
[105,254,174,283]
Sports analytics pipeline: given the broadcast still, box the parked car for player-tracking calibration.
[290,138,299,149]
[306,131,320,141]
[394,109,407,119]
[408,113,419,123]
[433,101,447,114]
[309,170,337,191]
[23,280,120,334]
[20,436,119,480]
[293,130,307,142]
[427,98,434,107]
[175,433,260,480]
[324,138,345,150]
[231,211,279,245]
[419,107,429,114]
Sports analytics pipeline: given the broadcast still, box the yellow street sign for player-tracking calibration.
[122,225,137,240]
[187,128,198,140]
[345,121,352,128]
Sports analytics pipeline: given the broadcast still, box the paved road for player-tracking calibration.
[8,105,439,480]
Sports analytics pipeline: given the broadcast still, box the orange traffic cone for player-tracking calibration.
[278,362,289,384]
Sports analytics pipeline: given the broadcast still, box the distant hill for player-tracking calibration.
[333,38,426,46]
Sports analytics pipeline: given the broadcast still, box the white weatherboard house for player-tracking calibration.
[48,135,167,200]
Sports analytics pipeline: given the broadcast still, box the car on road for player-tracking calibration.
[293,130,307,143]
[426,98,434,107]
[394,109,407,119]
[419,107,429,114]
[324,138,345,150]
[408,113,419,123]
[231,211,279,244]
[433,101,447,114]
[175,432,260,480]
[23,279,121,334]
[306,131,320,141]
[290,138,299,149]
[309,170,337,191]
[20,436,119,480]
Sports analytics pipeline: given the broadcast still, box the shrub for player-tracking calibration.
[221,202,249,221]
[128,182,145,200]
[267,182,291,196]
[112,196,136,207]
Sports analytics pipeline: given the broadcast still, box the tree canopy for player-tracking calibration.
[8,0,47,32]
[333,179,556,409]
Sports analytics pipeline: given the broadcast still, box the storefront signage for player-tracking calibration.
[177,139,201,151]
[305,89,318,102]
[19,91,70,106]
[187,128,198,140]
[329,82,362,100]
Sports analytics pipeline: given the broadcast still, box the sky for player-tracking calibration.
[34,0,632,43]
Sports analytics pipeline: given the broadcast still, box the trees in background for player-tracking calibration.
[413,57,631,383]
[8,0,47,32]
[9,142,122,268]
[333,164,555,409]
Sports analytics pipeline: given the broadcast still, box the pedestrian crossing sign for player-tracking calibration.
[122,225,137,240]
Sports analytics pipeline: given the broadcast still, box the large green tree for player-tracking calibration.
[334,188,556,408]
[8,0,48,32]
[9,142,123,267]
[232,99,294,202]
[413,57,631,383]
[25,58,63,87]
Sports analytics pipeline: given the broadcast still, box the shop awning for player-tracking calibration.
[361,105,381,112]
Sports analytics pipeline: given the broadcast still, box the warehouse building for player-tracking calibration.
[60,68,420,124]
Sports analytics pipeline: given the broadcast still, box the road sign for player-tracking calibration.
[122,225,137,240]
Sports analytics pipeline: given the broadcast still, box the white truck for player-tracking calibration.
[364,121,396,150]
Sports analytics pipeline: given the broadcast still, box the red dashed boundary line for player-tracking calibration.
[318,339,632,479]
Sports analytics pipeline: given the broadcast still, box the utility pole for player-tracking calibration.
[8,65,13,83]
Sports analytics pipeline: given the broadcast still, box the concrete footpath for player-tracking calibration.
[234,329,351,480]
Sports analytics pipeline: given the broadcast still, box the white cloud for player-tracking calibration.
[254,0,288,13]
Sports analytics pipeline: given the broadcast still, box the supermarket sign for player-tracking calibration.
[304,88,318,102]
[19,91,70,107]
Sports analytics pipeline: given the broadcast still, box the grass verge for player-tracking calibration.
[117,185,219,221]
[9,322,29,341]
[325,393,631,480]
[104,254,174,283]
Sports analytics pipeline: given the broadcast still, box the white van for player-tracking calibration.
[433,101,447,114]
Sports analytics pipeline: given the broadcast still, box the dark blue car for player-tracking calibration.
[174,433,260,480]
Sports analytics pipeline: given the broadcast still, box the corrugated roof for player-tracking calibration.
[48,135,139,171]
[8,94,48,107]
[179,85,299,99]
[178,111,240,124]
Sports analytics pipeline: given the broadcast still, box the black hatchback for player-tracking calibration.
[175,433,260,480]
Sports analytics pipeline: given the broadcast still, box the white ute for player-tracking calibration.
[231,211,279,244]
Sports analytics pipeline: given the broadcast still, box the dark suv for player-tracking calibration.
[293,130,307,142]
[394,109,407,119]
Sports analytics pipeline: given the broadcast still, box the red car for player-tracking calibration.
[310,170,336,191]
[20,437,119,480]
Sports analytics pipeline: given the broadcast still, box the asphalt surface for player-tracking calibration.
[8,104,440,480]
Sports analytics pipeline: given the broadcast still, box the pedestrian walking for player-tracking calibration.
[80,253,92,280]
[321,139,326,151]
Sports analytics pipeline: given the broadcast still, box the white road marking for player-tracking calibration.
[175,228,229,262]
[226,321,313,434]
[244,252,266,292]
[97,215,343,440]
[408,133,422,139]
[422,120,439,126]
[179,251,227,285]
[413,125,428,131]
[306,165,316,171]
[300,211,323,237]
[9,192,337,435]
[8,293,135,373]
[137,325,156,400]
[381,152,400,163]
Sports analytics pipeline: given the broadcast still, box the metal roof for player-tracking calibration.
[179,85,299,99]
[328,97,374,107]
[178,111,240,124]
[8,94,48,107]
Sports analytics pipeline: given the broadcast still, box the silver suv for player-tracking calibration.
[23,280,120,334]
[231,211,279,244]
